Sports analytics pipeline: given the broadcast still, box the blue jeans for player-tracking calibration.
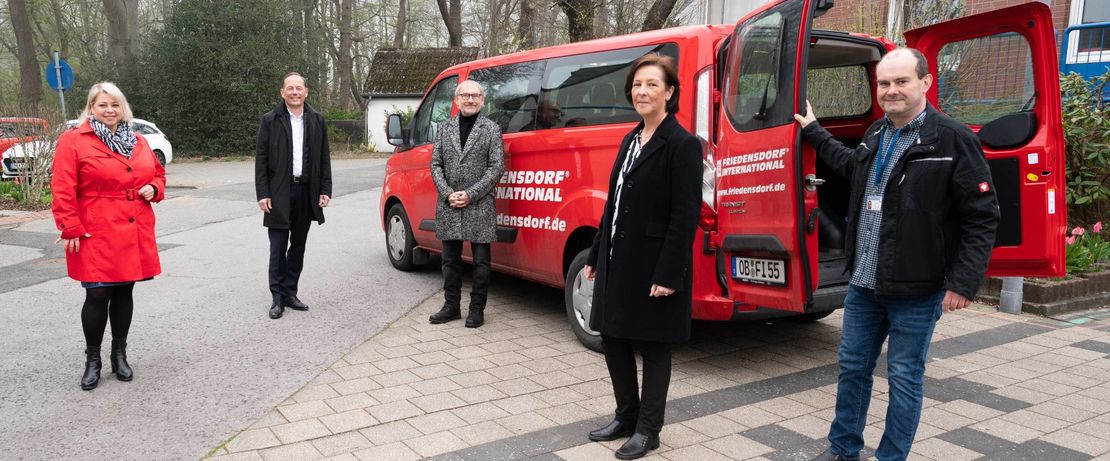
[828,285,943,461]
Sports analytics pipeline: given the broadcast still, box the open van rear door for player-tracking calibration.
[715,0,826,312]
[906,2,1066,277]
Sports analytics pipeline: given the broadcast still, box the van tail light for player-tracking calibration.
[694,66,717,231]
[699,201,718,232]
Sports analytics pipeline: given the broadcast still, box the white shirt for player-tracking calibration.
[288,106,305,177]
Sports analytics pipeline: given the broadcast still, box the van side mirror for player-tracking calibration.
[386,114,405,146]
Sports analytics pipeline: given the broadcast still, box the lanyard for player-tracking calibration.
[873,128,902,186]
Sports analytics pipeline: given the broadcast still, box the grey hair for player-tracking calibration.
[455,79,485,97]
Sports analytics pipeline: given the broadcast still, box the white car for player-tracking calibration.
[65,118,174,166]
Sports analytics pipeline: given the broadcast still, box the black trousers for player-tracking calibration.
[603,335,673,437]
[441,240,491,310]
[268,183,312,301]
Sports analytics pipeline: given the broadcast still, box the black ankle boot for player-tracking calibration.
[81,347,102,391]
[429,305,462,324]
[465,307,485,328]
[111,338,133,381]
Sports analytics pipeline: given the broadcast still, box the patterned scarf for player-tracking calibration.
[89,118,137,159]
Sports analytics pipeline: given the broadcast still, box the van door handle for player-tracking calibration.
[805,174,825,192]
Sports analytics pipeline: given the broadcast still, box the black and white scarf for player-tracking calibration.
[89,118,137,159]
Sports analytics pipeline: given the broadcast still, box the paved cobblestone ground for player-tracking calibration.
[207,277,1110,461]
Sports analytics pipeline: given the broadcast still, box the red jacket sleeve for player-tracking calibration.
[147,141,167,203]
[51,132,86,239]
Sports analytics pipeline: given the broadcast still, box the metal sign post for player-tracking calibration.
[45,51,74,116]
[53,51,66,115]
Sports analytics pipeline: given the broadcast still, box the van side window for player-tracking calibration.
[470,62,545,134]
[936,32,1036,126]
[807,66,872,118]
[411,75,459,146]
[538,43,679,130]
[723,3,801,132]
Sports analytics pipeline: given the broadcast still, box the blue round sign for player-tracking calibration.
[45,58,74,91]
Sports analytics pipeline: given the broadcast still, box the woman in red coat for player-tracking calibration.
[51,82,166,390]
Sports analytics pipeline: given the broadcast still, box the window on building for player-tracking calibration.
[1074,0,1110,58]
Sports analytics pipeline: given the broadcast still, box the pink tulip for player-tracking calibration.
[1066,235,1077,245]
[1095,221,1103,234]
[1072,226,1085,236]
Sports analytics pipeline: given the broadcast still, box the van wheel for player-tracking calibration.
[385,204,420,271]
[787,310,835,323]
[565,249,603,353]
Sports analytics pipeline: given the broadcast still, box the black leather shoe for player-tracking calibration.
[429,305,461,324]
[588,420,635,442]
[465,308,485,328]
[614,433,659,460]
[81,347,101,391]
[283,295,309,311]
[809,449,859,461]
[269,301,284,319]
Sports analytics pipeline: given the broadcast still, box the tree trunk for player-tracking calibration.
[8,0,41,112]
[49,0,69,56]
[518,0,535,49]
[555,0,593,42]
[304,0,320,91]
[393,0,406,48]
[337,0,357,109]
[101,0,139,69]
[434,0,462,47]
[640,0,677,32]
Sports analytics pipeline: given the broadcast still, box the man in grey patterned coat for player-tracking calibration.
[429,79,505,328]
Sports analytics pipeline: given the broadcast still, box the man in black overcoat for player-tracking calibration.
[255,72,333,319]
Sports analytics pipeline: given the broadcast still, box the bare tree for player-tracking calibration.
[640,0,677,31]
[304,0,321,92]
[102,0,138,69]
[8,0,41,111]
[435,0,461,47]
[517,0,535,49]
[555,0,593,42]
[393,0,406,48]
[336,0,357,109]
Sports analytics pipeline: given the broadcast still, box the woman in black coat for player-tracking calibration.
[583,52,702,459]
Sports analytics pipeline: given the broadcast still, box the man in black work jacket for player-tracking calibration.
[795,48,999,461]
[255,72,333,320]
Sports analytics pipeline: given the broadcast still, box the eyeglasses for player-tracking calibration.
[457,93,484,100]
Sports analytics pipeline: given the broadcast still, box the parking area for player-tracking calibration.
[208,276,1110,461]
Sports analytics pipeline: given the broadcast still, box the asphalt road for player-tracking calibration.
[0,158,445,460]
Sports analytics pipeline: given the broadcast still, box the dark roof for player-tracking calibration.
[362,47,480,97]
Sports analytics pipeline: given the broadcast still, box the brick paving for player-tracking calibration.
[0,209,51,227]
[205,278,1110,461]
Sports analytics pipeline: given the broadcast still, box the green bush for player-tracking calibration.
[1061,70,1110,225]
[133,0,306,156]
[323,108,363,120]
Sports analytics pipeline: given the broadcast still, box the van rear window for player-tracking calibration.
[471,43,679,134]
[807,66,872,118]
[936,32,1036,126]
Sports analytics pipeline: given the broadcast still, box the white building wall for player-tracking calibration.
[364,97,420,152]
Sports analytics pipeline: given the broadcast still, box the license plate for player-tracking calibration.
[731,257,786,286]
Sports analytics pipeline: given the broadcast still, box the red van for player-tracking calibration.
[382,0,1065,351]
